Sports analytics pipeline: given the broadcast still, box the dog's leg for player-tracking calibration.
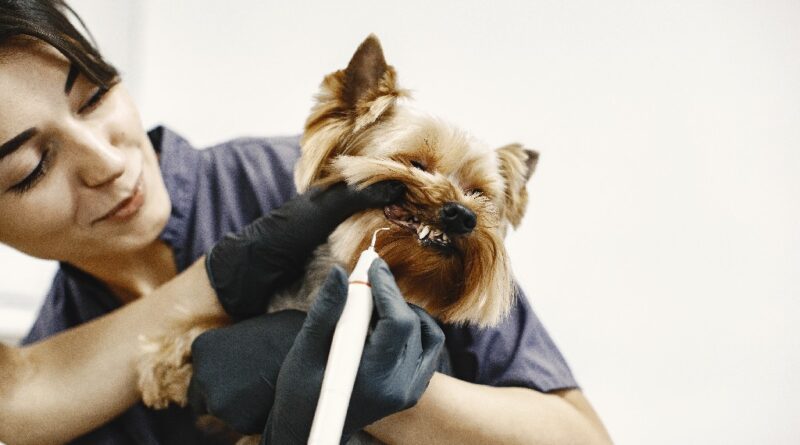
[137,320,223,409]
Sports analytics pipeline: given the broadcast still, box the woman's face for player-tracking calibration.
[0,41,171,262]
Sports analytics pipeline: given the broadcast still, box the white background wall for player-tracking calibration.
[0,1,798,444]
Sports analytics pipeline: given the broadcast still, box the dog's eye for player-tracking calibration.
[466,188,484,197]
[410,160,427,171]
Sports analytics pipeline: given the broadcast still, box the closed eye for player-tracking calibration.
[78,86,110,114]
[410,160,427,171]
[10,149,51,194]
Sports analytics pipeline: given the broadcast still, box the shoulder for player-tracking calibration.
[153,127,300,199]
[203,135,302,172]
[152,127,304,265]
[151,126,302,216]
[202,135,300,204]
[200,134,301,220]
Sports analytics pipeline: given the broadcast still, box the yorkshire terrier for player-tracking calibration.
[137,34,537,439]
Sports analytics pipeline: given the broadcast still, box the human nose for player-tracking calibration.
[69,125,126,187]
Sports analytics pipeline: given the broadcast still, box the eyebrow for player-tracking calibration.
[0,65,76,164]
[0,128,38,163]
[0,66,76,164]
[64,63,80,94]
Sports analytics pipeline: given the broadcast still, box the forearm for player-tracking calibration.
[365,373,612,445]
[0,257,227,445]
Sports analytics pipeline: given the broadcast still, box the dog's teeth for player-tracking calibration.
[419,225,430,239]
[431,229,442,239]
[442,233,450,243]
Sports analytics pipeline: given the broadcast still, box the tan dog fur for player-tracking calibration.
[137,35,538,430]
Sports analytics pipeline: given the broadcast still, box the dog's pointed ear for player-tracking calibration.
[339,34,402,131]
[296,34,405,192]
[343,35,390,107]
[497,144,538,228]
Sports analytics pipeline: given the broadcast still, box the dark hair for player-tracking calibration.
[0,0,118,88]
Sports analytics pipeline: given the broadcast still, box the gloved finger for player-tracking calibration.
[402,304,424,364]
[368,258,413,321]
[187,328,228,416]
[261,391,313,445]
[186,370,209,416]
[314,180,406,212]
[409,304,445,368]
[188,311,308,434]
[296,265,349,358]
[366,259,417,357]
[408,304,445,356]
[350,180,407,207]
[408,304,445,399]
[392,304,438,377]
[253,310,308,381]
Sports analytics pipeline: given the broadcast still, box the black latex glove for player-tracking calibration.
[206,181,405,318]
[187,310,306,434]
[262,259,445,445]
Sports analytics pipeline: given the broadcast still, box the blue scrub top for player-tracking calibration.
[23,127,577,444]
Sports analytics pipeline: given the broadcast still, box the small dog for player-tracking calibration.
[138,34,537,437]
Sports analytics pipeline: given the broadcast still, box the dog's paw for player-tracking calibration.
[236,435,262,445]
[137,327,206,409]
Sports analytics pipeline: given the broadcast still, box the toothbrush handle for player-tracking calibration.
[308,249,379,445]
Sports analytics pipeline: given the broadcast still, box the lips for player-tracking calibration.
[93,174,145,225]
[383,204,454,250]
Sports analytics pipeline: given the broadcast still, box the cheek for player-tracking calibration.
[99,85,148,154]
[112,88,145,135]
[0,180,77,257]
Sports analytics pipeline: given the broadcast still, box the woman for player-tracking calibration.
[0,1,611,444]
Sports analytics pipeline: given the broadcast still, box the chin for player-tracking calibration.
[118,172,172,253]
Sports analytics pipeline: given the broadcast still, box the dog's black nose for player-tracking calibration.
[440,202,477,235]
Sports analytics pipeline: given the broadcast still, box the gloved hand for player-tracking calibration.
[262,259,445,445]
[186,310,306,434]
[206,181,405,318]
[187,259,449,438]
